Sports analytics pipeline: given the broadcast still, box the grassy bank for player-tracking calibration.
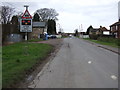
[2,42,53,88]
[83,38,120,48]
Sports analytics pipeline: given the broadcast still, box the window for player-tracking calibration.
[116,25,118,30]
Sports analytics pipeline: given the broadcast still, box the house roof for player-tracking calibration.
[32,22,46,28]
[89,26,110,32]
[93,28,99,30]
[110,21,120,27]
[91,28,99,32]
[100,27,109,31]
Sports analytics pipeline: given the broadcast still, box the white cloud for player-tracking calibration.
[1,0,119,33]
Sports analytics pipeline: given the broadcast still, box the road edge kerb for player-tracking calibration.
[83,39,120,55]
[97,45,120,55]
[18,39,63,88]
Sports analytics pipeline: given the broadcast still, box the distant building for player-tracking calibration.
[99,26,110,35]
[110,21,120,38]
[88,26,111,39]
[108,2,120,39]
[89,26,110,35]
[28,22,47,39]
[79,32,89,38]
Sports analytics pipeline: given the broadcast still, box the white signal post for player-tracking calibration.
[24,5,28,41]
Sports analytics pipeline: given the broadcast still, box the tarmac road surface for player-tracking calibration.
[28,37,118,88]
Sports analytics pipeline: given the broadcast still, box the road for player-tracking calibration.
[28,37,118,88]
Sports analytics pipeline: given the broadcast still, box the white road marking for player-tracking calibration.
[88,61,92,64]
[111,75,117,80]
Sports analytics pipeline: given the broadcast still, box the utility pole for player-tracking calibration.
[80,24,83,38]
[79,25,80,35]
[81,24,83,32]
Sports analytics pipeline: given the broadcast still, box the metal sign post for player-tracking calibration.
[25,32,27,41]
[20,5,32,41]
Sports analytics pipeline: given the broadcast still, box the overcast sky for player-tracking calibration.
[1,0,120,33]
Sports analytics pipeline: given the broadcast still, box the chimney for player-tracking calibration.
[100,26,102,28]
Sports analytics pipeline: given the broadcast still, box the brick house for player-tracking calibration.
[89,28,100,35]
[110,21,120,38]
[28,22,47,39]
[89,26,110,35]
[88,26,111,39]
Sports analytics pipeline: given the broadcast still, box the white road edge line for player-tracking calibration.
[88,61,92,64]
[111,75,117,80]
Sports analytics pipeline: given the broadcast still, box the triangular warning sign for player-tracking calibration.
[22,9,32,19]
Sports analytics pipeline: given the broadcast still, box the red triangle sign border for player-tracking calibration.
[22,9,32,19]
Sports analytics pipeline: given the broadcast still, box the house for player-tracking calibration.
[88,27,101,39]
[28,22,47,39]
[110,21,120,38]
[88,26,111,39]
[99,26,110,35]
[79,32,89,38]
[89,27,100,35]
[86,25,93,35]
[89,26,110,36]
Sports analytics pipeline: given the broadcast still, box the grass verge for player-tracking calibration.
[83,38,120,48]
[2,42,53,88]
[0,46,2,89]
[27,38,43,42]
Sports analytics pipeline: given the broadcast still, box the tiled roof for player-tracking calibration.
[100,27,109,31]
[110,21,120,27]
[90,28,99,32]
[90,27,110,32]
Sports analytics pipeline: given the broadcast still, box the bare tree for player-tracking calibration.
[16,11,23,18]
[35,8,59,21]
[0,5,15,24]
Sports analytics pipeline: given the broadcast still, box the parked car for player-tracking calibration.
[69,34,74,38]
[47,35,57,39]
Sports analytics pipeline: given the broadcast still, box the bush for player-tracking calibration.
[89,34,99,40]
[98,37,117,43]
[98,37,120,46]
[117,39,120,46]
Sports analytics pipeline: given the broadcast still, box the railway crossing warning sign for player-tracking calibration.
[20,6,32,32]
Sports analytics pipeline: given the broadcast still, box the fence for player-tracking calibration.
[2,24,22,44]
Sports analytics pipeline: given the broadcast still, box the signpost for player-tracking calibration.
[20,5,32,40]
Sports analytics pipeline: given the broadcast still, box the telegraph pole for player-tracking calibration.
[79,24,83,38]
[81,24,83,32]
